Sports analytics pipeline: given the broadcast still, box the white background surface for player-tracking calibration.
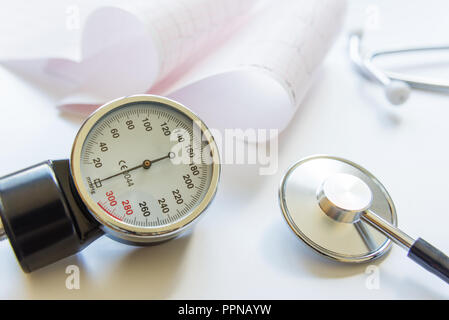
[0,0,449,299]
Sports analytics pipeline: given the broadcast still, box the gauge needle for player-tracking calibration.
[150,152,175,165]
[99,152,174,183]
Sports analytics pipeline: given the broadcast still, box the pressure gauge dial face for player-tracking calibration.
[70,95,220,243]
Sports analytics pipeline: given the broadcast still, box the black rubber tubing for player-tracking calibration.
[408,237,449,284]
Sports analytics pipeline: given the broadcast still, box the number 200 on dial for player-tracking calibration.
[70,95,220,244]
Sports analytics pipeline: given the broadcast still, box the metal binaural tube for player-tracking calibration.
[348,30,390,86]
[348,30,411,105]
[361,209,415,250]
[370,46,449,93]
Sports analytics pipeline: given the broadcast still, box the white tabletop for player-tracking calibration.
[0,0,448,299]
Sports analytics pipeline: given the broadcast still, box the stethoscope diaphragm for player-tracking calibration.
[279,155,397,263]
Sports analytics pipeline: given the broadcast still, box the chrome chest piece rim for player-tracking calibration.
[279,155,397,263]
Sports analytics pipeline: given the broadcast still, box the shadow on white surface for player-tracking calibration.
[21,252,88,299]
[1,60,72,101]
[353,78,403,128]
[58,109,91,126]
[21,233,192,299]
[219,163,266,206]
[260,220,386,279]
[261,221,448,298]
[100,235,191,299]
[375,267,449,299]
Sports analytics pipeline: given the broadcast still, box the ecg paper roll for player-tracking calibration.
[0,0,346,136]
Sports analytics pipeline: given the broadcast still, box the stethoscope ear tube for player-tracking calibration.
[348,30,449,105]
[408,238,449,284]
[348,30,411,105]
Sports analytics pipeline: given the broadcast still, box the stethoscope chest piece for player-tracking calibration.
[279,155,397,263]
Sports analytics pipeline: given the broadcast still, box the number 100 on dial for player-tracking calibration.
[70,95,220,244]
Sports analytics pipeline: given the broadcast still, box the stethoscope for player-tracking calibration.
[279,155,449,284]
[348,30,449,105]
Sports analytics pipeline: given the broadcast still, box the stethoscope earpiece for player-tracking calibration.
[385,80,411,105]
[280,155,449,284]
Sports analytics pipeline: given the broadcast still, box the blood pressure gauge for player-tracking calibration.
[0,95,220,272]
